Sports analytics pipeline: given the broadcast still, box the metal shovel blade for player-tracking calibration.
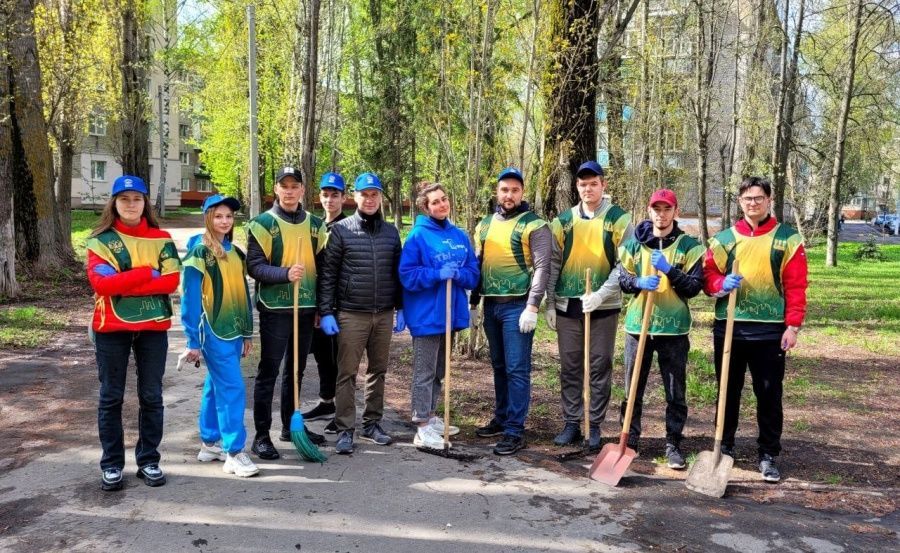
[589,442,636,486]
[685,450,734,498]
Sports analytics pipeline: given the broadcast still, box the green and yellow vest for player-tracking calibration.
[246,210,327,309]
[708,224,803,323]
[86,230,180,324]
[619,234,705,335]
[550,203,630,297]
[182,244,253,341]
[475,211,547,297]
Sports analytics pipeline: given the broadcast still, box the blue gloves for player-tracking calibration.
[650,250,671,273]
[636,275,660,291]
[438,263,458,281]
[151,269,161,278]
[321,314,340,335]
[721,274,743,293]
[93,264,117,277]
[393,310,406,333]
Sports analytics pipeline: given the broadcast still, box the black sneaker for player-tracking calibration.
[251,435,281,460]
[136,464,166,487]
[323,420,338,434]
[360,423,393,446]
[278,428,291,442]
[759,453,781,483]
[552,423,582,446]
[475,419,505,438]
[665,443,686,470]
[721,444,736,458]
[280,426,326,446]
[101,468,124,491]
[302,401,336,421]
[588,426,602,452]
[335,430,354,454]
[493,434,526,456]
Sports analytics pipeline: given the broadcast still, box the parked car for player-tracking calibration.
[872,213,890,227]
[885,214,899,235]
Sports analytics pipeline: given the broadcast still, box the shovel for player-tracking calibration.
[589,267,659,485]
[581,268,593,454]
[685,260,740,497]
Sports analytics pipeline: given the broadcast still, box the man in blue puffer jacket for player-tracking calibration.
[399,182,480,449]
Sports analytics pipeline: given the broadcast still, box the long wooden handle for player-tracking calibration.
[293,237,301,412]
[583,268,592,441]
[619,278,658,448]
[444,279,452,444]
[713,259,740,446]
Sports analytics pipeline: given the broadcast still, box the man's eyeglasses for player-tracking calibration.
[739,195,768,205]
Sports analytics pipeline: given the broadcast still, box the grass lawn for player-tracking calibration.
[0,306,66,348]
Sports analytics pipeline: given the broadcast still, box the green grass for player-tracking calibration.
[686,348,718,408]
[792,419,811,432]
[72,210,101,260]
[0,306,66,348]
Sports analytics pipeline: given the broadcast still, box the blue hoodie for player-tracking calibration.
[399,215,480,337]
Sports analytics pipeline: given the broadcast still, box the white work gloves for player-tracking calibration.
[580,290,605,313]
[519,308,538,333]
[544,308,557,331]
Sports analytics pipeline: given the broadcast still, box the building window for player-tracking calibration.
[179,151,189,164]
[88,115,107,137]
[179,124,190,138]
[197,179,210,192]
[90,160,106,181]
[181,178,191,191]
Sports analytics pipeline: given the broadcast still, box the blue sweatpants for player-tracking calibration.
[198,323,247,454]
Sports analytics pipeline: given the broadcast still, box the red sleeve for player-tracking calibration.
[702,249,726,296]
[127,271,180,296]
[782,244,808,327]
[87,251,153,296]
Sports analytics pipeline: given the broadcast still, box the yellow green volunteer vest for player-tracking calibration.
[86,230,180,323]
[550,203,630,297]
[619,234,705,335]
[246,210,326,309]
[182,244,253,341]
[475,211,547,297]
[708,223,803,323]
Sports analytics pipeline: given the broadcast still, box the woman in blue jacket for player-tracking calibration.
[399,182,479,449]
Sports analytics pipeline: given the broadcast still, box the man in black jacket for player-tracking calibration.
[317,172,405,454]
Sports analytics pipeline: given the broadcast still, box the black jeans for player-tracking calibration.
[95,330,168,470]
[254,309,315,437]
[311,326,338,401]
[714,336,785,457]
[619,334,689,445]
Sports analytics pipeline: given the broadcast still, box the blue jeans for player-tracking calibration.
[482,298,534,438]
[95,330,168,470]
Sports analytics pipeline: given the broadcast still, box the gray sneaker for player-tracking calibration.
[759,454,781,483]
[335,430,354,454]
[360,423,393,446]
[101,468,123,491]
[665,443,686,470]
[136,464,166,487]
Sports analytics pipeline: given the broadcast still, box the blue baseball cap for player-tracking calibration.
[576,161,604,178]
[320,172,345,192]
[354,172,383,192]
[497,167,524,184]
[202,194,241,214]
[111,175,148,196]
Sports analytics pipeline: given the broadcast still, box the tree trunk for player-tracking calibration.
[9,0,73,269]
[517,0,541,168]
[301,0,321,210]
[825,0,863,267]
[120,0,150,182]
[0,24,20,298]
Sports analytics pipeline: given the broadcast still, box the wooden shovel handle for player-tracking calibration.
[714,259,740,445]
[583,269,592,441]
[444,279,452,444]
[293,237,301,412]
[619,269,660,448]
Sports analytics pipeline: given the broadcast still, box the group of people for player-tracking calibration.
[86,161,807,492]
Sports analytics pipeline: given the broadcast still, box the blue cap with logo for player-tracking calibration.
[497,167,524,184]
[320,172,345,192]
[112,175,148,196]
[576,160,604,178]
[354,172,382,192]
[201,194,241,214]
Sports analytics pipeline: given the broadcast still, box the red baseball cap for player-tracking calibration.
[648,189,678,208]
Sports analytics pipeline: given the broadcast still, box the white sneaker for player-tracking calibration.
[197,442,226,462]
[429,416,460,436]
[414,425,449,449]
[223,452,259,478]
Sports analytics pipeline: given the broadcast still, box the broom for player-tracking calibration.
[289,236,327,463]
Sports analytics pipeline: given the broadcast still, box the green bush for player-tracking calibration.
[853,238,884,262]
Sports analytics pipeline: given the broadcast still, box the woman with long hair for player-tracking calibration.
[181,195,258,477]
[85,175,180,491]
[398,182,479,449]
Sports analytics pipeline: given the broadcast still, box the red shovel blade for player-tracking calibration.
[589,442,636,486]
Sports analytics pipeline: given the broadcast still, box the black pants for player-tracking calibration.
[714,336,785,457]
[94,330,167,470]
[311,326,338,401]
[253,309,315,437]
[619,334,689,445]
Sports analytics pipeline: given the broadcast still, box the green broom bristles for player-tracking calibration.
[290,412,327,463]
